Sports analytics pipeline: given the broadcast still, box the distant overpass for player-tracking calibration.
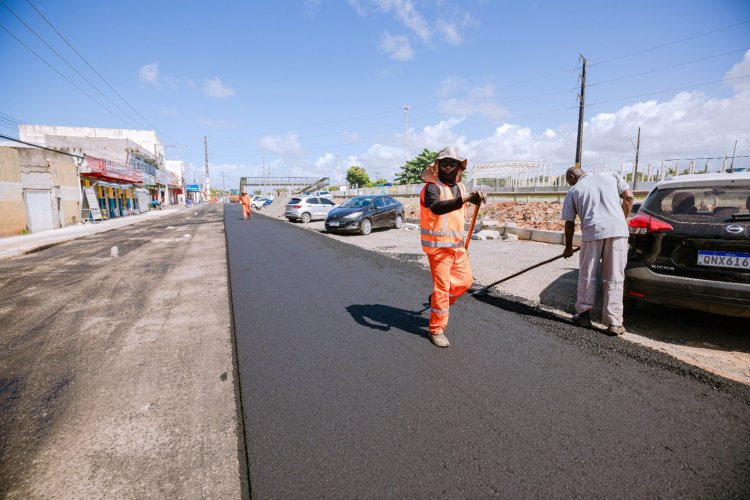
[240,176,329,195]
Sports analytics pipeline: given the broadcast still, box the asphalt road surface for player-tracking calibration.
[226,204,750,498]
[0,205,240,498]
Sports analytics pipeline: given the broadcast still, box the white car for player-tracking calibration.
[315,190,333,199]
[251,196,272,209]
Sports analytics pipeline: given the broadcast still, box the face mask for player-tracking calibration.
[438,167,460,185]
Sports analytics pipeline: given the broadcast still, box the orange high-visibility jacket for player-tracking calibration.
[419,167,467,254]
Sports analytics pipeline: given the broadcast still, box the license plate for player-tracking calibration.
[328,221,339,227]
[697,250,750,269]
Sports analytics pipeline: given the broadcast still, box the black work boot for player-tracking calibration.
[572,310,592,328]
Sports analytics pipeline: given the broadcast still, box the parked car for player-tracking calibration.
[315,190,333,199]
[285,196,337,223]
[251,196,273,209]
[325,195,404,235]
[624,172,750,318]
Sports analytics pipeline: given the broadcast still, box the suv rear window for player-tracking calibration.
[643,185,750,223]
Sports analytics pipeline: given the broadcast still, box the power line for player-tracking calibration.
[23,0,159,132]
[0,0,148,130]
[585,74,750,109]
[0,133,83,158]
[587,48,749,88]
[0,23,134,125]
[590,19,750,67]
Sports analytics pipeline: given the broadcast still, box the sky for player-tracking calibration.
[1,0,749,190]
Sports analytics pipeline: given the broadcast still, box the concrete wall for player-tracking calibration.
[0,147,27,236]
[15,148,82,230]
[19,125,164,159]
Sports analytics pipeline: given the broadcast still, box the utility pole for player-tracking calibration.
[336,154,340,187]
[204,136,210,201]
[403,105,410,165]
[729,139,737,173]
[632,126,641,190]
[574,55,586,169]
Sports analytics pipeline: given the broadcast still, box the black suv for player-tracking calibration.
[624,173,750,318]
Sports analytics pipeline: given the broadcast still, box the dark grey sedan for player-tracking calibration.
[324,195,404,235]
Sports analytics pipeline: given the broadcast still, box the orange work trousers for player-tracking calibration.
[427,248,473,334]
[242,204,251,219]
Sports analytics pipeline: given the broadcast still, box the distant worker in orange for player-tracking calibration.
[240,192,252,221]
[420,146,485,348]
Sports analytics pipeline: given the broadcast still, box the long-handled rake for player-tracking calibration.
[471,247,580,296]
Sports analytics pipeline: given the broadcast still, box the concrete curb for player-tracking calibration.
[404,218,581,246]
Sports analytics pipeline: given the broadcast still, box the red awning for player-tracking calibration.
[82,156,143,183]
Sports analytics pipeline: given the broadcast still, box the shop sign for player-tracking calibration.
[81,156,143,183]
[83,186,103,221]
[155,169,172,185]
[186,184,201,192]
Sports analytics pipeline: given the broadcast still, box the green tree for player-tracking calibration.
[346,166,371,188]
[374,178,388,186]
[395,148,438,185]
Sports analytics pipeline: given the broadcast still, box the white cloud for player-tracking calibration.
[258,131,302,155]
[347,0,366,16]
[436,20,461,45]
[349,78,750,181]
[455,89,750,174]
[724,49,750,94]
[341,130,361,143]
[436,76,467,98]
[203,77,237,98]
[376,0,431,43]
[380,32,415,61]
[315,153,336,168]
[138,62,159,85]
[437,80,508,120]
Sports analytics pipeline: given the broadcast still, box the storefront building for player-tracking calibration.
[79,156,144,220]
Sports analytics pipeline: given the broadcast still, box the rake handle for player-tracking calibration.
[464,204,480,250]
[478,247,580,292]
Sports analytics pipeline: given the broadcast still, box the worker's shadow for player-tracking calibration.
[346,303,430,339]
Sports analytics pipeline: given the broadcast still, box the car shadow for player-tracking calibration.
[346,304,430,339]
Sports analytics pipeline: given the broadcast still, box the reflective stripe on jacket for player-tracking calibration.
[419,171,467,254]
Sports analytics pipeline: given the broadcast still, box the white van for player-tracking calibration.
[316,190,333,199]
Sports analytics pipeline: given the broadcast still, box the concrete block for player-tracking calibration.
[511,227,532,240]
[471,233,487,240]
[502,233,519,241]
[478,230,501,240]
[530,229,564,245]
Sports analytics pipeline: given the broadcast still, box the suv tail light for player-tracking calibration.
[292,205,302,208]
[628,213,674,235]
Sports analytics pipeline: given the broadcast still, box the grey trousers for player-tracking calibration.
[576,236,629,326]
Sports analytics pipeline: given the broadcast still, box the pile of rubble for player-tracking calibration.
[402,200,570,232]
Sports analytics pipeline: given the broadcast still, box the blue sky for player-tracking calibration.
[1,0,749,189]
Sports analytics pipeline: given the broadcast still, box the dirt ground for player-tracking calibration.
[257,198,749,386]
[402,199,569,232]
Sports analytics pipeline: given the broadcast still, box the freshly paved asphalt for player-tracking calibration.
[224,204,750,498]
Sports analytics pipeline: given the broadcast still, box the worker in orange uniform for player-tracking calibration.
[420,146,485,348]
[240,192,252,221]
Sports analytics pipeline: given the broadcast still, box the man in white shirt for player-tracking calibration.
[561,167,634,335]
